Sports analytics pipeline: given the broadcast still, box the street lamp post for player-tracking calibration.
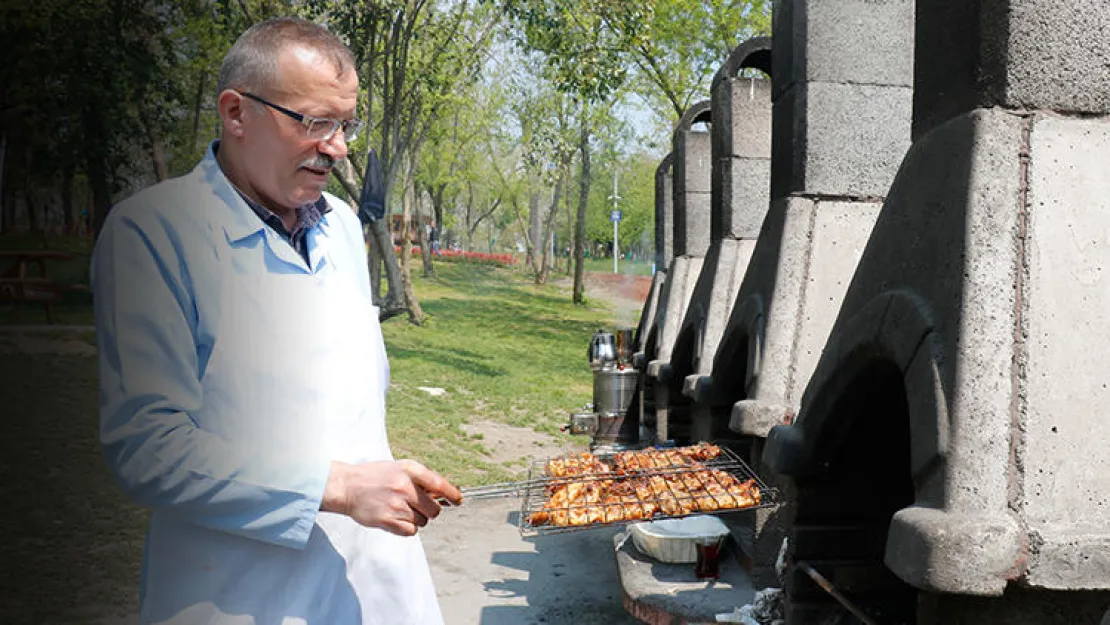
[608,170,622,274]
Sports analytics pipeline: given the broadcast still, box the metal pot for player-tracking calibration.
[593,366,639,416]
[588,329,617,370]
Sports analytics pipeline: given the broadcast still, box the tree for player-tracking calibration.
[609,0,771,124]
[304,0,506,324]
[503,0,649,303]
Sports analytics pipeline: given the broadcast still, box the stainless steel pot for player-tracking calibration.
[593,366,639,416]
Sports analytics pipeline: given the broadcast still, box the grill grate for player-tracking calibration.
[513,443,779,536]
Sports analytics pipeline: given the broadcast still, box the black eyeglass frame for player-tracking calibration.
[239,91,364,143]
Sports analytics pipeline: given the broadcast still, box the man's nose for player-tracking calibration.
[318,131,348,160]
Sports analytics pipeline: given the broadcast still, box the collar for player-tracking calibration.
[199,140,334,243]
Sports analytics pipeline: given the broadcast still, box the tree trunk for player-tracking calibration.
[367,225,383,302]
[537,173,564,284]
[564,166,574,276]
[415,186,435,278]
[86,105,114,239]
[61,165,74,234]
[398,162,425,325]
[572,106,591,305]
[527,188,541,273]
[0,136,11,235]
[191,72,207,154]
[141,107,169,182]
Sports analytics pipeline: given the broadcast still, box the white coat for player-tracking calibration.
[91,143,444,625]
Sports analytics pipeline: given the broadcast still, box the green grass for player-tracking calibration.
[582,256,654,276]
[382,262,613,486]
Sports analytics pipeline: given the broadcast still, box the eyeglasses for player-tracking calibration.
[239,91,365,143]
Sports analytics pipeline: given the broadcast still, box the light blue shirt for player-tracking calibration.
[92,143,444,625]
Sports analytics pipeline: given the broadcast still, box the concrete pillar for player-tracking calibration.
[707,0,915,587]
[644,102,713,443]
[655,154,674,271]
[765,0,1110,609]
[673,37,773,443]
[718,0,914,436]
[633,154,673,360]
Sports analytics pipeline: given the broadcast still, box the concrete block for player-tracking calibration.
[674,192,712,257]
[800,0,915,88]
[613,531,757,624]
[653,256,704,364]
[654,155,674,268]
[821,82,913,198]
[712,77,773,160]
[674,130,712,195]
[769,88,800,201]
[885,506,1022,596]
[633,270,666,354]
[1022,117,1110,561]
[771,0,795,100]
[777,81,914,199]
[713,156,771,241]
[914,0,1110,138]
[1000,0,1110,114]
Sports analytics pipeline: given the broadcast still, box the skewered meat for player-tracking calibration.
[528,445,763,528]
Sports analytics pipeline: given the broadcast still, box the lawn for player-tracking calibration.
[0,252,632,623]
[582,256,655,276]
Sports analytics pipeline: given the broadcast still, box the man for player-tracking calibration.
[91,17,462,625]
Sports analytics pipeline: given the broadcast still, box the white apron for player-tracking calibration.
[138,198,444,625]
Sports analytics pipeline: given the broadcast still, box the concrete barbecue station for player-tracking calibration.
[605,0,1110,623]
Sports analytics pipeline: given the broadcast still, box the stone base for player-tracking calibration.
[614,530,758,624]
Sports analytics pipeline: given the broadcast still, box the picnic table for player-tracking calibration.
[0,250,85,323]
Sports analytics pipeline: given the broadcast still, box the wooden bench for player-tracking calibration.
[0,250,79,324]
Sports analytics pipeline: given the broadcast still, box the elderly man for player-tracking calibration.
[91,17,461,625]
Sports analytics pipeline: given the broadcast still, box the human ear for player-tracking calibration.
[217,90,248,138]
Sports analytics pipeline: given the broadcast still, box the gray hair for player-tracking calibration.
[217,17,356,96]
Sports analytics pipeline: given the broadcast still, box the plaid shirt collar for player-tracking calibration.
[212,140,333,263]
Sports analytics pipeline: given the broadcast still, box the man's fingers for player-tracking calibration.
[410,487,442,522]
[400,460,463,505]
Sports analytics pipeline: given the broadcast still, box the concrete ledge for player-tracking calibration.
[729,399,792,438]
[682,374,731,405]
[1026,529,1110,590]
[885,506,1023,596]
[762,424,807,476]
[647,360,674,384]
[614,531,757,624]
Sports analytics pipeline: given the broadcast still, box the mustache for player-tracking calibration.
[299,154,336,170]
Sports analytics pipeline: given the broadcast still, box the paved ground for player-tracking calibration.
[422,498,642,625]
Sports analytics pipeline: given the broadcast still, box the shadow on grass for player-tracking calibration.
[0,353,146,623]
[387,345,508,378]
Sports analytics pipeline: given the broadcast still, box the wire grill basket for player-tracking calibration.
[450,443,779,536]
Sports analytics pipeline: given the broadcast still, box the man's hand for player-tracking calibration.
[321,459,463,536]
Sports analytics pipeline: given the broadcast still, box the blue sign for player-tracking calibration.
[610,209,623,223]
